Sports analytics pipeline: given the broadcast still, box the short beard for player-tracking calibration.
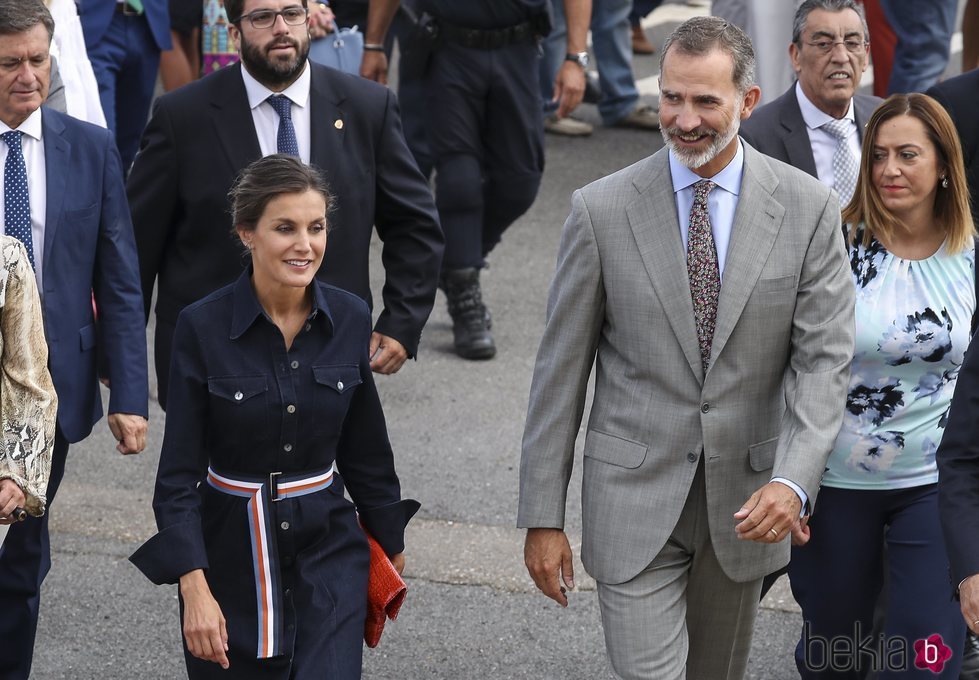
[239,30,310,89]
[661,112,741,171]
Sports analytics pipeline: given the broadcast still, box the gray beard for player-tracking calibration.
[661,114,742,171]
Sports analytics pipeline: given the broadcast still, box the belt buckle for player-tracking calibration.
[269,471,282,502]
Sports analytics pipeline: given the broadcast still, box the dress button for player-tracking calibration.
[280,521,290,530]
[287,404,296,414]
[337,381,344,391]
[291,360,299,369]
[234,391,243,401]
[283,443,293,452]
[701,403,710,413]
[687,452,697,462]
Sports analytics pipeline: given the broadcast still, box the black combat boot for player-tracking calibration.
[442,268,496,360]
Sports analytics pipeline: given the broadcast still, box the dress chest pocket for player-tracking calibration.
[206,375,271,442]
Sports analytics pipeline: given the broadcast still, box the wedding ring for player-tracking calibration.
[769,528,779,538]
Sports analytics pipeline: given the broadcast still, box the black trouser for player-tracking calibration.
[0,429,70,680]
[425,39,544,270]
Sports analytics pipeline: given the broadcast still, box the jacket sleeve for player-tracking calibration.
[127,96,180,323]
[0,240,57,516]
[94,130,150,418]
[129,311,210,584]
[370,88,444,358]
[336,309,419,556]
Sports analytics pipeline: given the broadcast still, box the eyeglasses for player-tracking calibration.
[237,6,308,29]
[805,39,868,55]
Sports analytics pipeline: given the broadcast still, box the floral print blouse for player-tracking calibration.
[824,225,976,489]
[0,235,56,516]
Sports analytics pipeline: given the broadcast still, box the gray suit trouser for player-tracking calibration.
[596,460,763,680]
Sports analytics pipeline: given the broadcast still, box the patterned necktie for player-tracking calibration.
[687,179,719,371]
[821,117,859,207]
[267,95,299,157]
[2,131,34,269]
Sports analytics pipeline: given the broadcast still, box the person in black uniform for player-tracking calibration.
[367,0,589,360]
[130,155,418,679]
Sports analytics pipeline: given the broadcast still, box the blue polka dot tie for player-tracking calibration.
[2,130,34,268]
[267,95,299,157]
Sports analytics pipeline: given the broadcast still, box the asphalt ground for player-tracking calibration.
[26,1,968,678]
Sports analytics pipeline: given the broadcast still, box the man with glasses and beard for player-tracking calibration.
[519,16,854,679]
[127,0,442,409]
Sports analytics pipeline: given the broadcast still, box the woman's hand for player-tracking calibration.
[0,479,26,524]
[308,2,335,39]
[391,552,405,575]
[180,570,230,669]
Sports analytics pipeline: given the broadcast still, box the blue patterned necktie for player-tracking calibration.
[2,130,34,268]
[687,179,719,371]
[821,117,859,207]
[266,95,299,157]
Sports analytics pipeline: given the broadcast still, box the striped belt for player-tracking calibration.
[206,466,334,658]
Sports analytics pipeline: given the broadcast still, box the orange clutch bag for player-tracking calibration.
[364,530,407,648]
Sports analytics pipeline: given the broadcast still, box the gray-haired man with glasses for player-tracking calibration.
[740,0,880,207]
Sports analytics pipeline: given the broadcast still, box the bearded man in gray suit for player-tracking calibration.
[518,16,855,680]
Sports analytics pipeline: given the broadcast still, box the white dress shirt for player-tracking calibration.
[796,81,861,191]
[668,140,809,513]
[241,61,312,163]
[0,108,47,290]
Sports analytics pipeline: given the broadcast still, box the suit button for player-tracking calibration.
[701,403,710,413]
[280,521,290,531]
[283,443,293,452]
[286,404,296,414]
[687,452,697,462]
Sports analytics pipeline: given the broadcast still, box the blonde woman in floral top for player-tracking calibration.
[0,235,56,521]
[788,94,975,678]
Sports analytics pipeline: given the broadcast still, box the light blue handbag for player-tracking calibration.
[308,21,364,75]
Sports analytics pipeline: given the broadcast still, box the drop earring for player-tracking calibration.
[941,176,949,189]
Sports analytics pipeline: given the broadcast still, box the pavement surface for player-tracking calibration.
[26,1,969,678]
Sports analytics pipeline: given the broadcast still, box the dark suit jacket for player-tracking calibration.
[39,108,149,443]
[937,333,979,587]
[77,0,171,51]
[740,84,881,177]
[127,62,443,402]
[927,69,979,226]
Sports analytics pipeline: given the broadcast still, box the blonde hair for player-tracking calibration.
[843,93,975,254]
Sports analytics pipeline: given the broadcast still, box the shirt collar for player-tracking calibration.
[795,80,855,131]
[0,107,43,142]
[240,59,311,111]
[230,267,335,340]
[668,137,744,197]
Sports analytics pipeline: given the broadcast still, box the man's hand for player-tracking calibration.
[369,332,408,374]
[733,481,803,543]
[790,515,811,546]
[308,2,335,39]
[524,528,575,607]
[360,50,388,84]
[391,552,405,575]
[0,479,26,524]
[960,574,979,634]
[107,413,148,455]
[552,61,586,119]
[180,570,230,670]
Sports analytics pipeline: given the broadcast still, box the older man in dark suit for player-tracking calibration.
[740,0,880,207]
[0,2,149,677]
[127,0,443,408]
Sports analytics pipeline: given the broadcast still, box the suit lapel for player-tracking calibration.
[210,64,262,172]
[308,64,347,172]
[41,108,68,276]
[777,89,819,177]
[710,145,784,370]
[626,153,704,383]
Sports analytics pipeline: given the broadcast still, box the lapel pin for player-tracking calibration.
[334,119,343,130]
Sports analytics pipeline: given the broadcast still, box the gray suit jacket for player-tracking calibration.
[739,85,881,177]
[517,142,855,585]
